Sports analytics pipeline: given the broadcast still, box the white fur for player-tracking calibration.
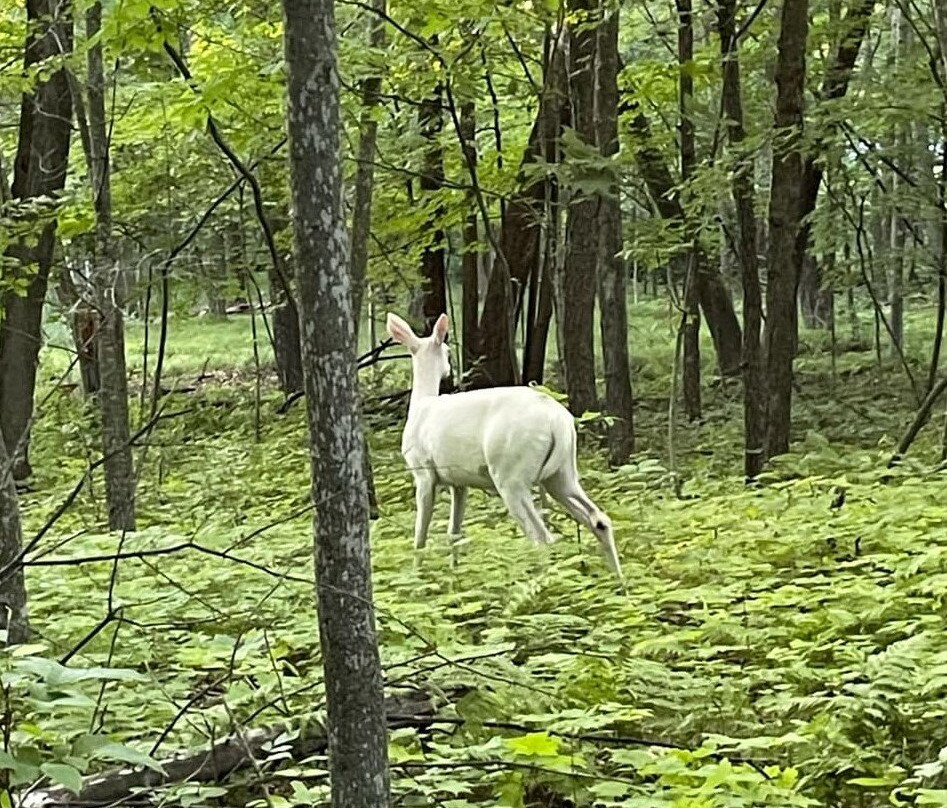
[386,311,623,578]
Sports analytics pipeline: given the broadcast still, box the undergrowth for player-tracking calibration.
[9,303,947,807]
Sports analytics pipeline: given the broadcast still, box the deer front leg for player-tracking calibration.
[413,472,436,550]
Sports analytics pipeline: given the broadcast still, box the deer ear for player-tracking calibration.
[386,312,420,350]
[432,313,450,346]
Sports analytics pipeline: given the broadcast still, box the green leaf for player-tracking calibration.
[505,732,559,757]
[40,763,82,794]
[73,737,163,773]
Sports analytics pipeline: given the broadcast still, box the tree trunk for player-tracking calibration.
[622,104,743,375]
[473,30,568,388]
[595,6,634,461]
[460,101,480,373]
[888,197,905,353]
[793,0,874,326]
[1,0,73,481]
[561,0,599,417]
[764,0,809,459]
[681,266,702,422]
[348,1,386,519]
[419,90,447,332]
[0,433,28,644]
[350,0,385,327]
[523,240,556,384]
[932,0,947,392]
[57,263,100,394]
[84,1,136,531]
[524,82,562,387]
[798,253,819,328]
[676,0,701,422]
[720,0,765,478]
[888,5,906,356]
[270,263,304,395]
[282,1,390,805]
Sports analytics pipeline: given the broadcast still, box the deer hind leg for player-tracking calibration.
[494,481,556,546]
[544,470,622,579]
[448,486,468,568]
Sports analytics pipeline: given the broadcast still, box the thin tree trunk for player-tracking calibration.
[931,101,947,393]
[681,263,702,422]
[523,30,566,386]
[57,263,100,394]
[269,263,304,395]
[419,90,448,331]
[525,76,563,388]
[720,0,765,478]
[887,7,906,356]
[460,101,480,372]
[847,281,861,343]
[562,0,598,416]
[0,433,28,644]
[0,0,73,481]
[764,0,809,459]
[798,253,820,328]
[793,0,874,329]
[350,0,385,326]
[282,1,389,805]
[524,241,556,384]
[348,1,386,519]
[473,29,568,388]
[84,1,135,531]
[622,104,743,375]
[676,0,701,422]
[595,5,634,461]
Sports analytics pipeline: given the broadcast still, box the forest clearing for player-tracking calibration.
[4,0,947,805]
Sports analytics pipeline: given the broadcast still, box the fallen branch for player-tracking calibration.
[22,691,438,808]
[888,375,947,467]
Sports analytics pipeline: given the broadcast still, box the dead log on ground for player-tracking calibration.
[23,690,440,807]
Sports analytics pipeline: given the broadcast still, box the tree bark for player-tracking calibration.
[460,101,480,372]
[562,0,599,417]
[798,254,835,329]
[676,0,702,422]
[84,1,136,531]
[764,0,809,459]
[0,433,28,644]
[419,90,448,332]
[56,263,100,394]
[281,0,390,804]
[931,0,947,392]
[594,6,634,460]
[350,0,385,327]
[269,263,304,395]
[348,2,386,519]
[681,263,702,422]
[720,0,765,478]
[1,0,74,481]
[887,7,907,357]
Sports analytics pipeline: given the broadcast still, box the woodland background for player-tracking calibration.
[4,0,947,805]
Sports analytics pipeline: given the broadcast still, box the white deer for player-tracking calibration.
[386,311,622,579]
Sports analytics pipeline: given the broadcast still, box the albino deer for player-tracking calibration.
[386,311,622,578]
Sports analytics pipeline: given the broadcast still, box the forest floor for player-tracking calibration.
[17,299,947,807]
